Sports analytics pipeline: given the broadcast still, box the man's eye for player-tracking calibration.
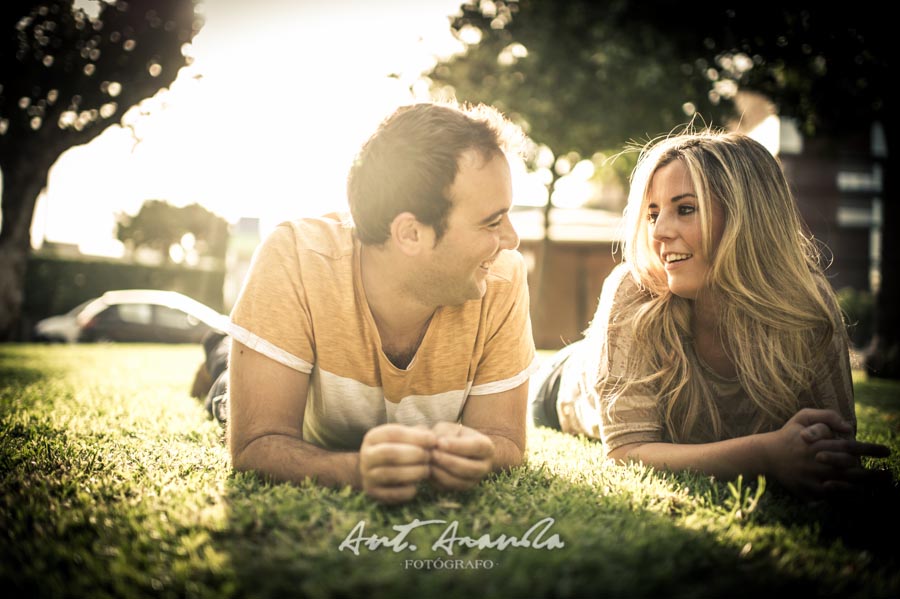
[488,220,502,229]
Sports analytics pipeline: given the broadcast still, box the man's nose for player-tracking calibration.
[500,214,520,251]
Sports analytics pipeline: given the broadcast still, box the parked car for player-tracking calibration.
[33,290,229,343]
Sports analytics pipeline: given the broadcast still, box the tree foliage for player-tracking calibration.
[0,0,202,337]
[431,0,888,152]
[431,0,730,162]
[115,199,228,263]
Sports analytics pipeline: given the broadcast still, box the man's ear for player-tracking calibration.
[389,212,434,256]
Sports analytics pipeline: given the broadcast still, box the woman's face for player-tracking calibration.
[647,160,725,300]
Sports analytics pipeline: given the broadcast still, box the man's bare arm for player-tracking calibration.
[460,381,527,469]
[429,381,528,490]
[228,340,434,502]
[228,340,360,487]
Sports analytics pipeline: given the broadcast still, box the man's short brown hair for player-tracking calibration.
[347,102,521,245]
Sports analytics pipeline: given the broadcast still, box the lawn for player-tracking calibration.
[1,344,899,598]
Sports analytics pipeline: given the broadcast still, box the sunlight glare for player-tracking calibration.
[32,0,468,253]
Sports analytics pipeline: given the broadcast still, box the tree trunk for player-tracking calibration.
[865,118,899,378]
[0,158,49,340]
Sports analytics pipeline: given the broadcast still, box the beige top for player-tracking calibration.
[556,264,855,453]
[229,213,537,450]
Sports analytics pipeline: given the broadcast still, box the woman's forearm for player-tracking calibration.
[610,433,775,480]
[609,408,890,497]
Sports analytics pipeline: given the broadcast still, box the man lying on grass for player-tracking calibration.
[194,102,535,504]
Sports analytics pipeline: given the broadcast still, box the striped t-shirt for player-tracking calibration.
[229,214,537,450]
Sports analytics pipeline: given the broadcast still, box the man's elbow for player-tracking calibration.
[490,435,526,471]
[229,444,254,474]
[229,433,265,474]
[494,453,524,471]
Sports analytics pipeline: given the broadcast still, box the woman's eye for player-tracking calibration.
[647,213,659,224]
[678,205,696,216]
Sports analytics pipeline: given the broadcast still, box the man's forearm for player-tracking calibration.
[232,433,362,489]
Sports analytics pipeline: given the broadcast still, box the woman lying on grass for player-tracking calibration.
[531,130,889,497]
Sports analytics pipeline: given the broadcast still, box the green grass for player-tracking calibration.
[1,344,899,598]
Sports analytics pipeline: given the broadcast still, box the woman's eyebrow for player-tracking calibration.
[648,193,697,209]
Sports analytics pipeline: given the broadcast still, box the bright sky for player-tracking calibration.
[30,0,486,256]
[24,1,783,258]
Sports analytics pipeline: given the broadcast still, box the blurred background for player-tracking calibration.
[1,1,894,374]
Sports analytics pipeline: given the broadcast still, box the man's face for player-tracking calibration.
[419,150,519,306]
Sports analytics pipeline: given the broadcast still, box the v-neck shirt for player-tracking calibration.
[229,214,537,450]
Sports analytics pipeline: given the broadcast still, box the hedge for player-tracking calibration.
[23,255,226,326]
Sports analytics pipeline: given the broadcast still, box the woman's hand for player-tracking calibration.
[801,413,891,493]
[767,409,890,497]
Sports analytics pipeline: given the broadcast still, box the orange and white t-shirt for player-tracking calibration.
[229,214,537,450]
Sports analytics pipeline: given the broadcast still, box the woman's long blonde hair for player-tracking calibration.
[597,130,842,442]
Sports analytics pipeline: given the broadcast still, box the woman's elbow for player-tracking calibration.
[606,443,644,464]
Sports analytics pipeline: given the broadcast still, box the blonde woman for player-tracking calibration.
[531,131,889,496]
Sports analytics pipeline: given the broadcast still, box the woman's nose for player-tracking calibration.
[651,210,675,241]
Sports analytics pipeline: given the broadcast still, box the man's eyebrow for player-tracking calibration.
[478,208,508,225]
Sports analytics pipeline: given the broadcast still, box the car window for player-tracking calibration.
[155,306,193,329]
[116,303,153,324]
[68,299,95,315]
